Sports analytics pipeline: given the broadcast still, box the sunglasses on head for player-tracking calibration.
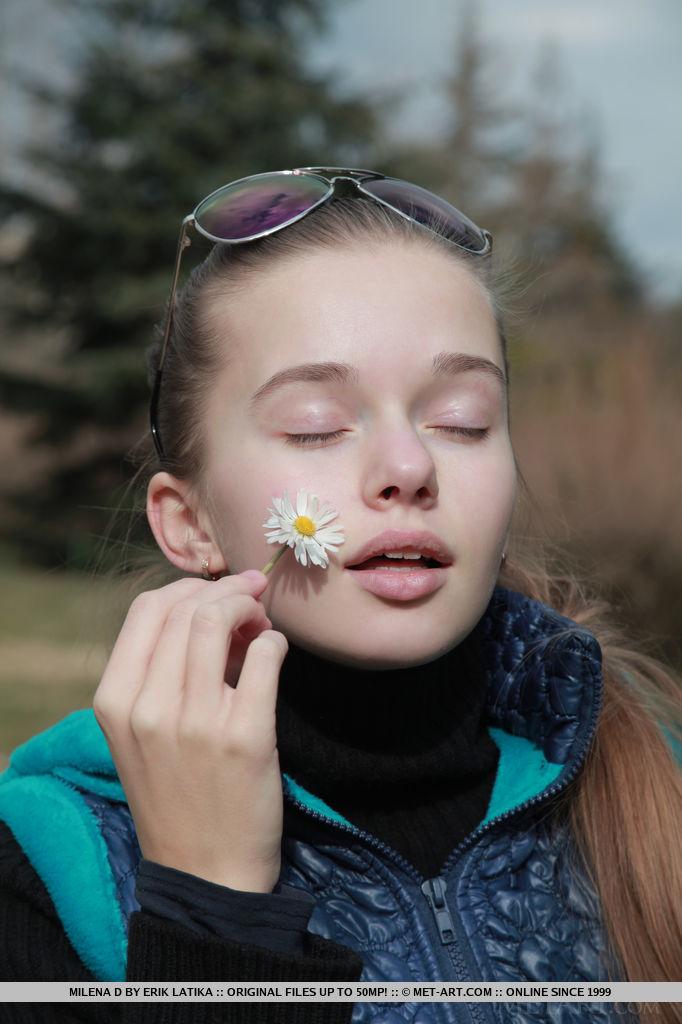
[149,166,493,461]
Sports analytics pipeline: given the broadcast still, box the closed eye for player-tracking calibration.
[283,426,490,447]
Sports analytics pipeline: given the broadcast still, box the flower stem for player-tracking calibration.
[261,543,289,575]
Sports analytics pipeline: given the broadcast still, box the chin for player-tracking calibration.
[300,627,458,672]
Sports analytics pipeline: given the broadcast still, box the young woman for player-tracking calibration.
[0,168,680,1024]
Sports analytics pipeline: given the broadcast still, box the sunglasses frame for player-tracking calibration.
[150,166,493,460]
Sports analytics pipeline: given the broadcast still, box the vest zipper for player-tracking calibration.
[284,744,593,889]
[283,640,602,883]
[420,878,487,1024]
[47,636,601,1001]
[421,878,455,943]
[282,641,603,992]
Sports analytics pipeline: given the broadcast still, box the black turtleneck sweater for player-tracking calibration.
[275,627,500,877]
[134,628,500,949]
[0,629,501,1021]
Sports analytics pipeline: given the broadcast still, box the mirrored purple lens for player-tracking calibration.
[360,178,489,253]
[194,173,330,240]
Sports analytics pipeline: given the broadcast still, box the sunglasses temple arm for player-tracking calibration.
[158,215,194,373]
[150,215,193,460]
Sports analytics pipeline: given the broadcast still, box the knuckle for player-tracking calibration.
[192,601,227,630]
[193,593,256,630]
[129,590,157,617]
[161,577,207,596]
[176,716,209,746]
[252,630,288,656]
[93,682,125,727]
[130,579,204,620]
[129,705,164,739]
[166,599,198,629]
[92,688,111,717]
[92,693,114,729]
[222,723,255,758]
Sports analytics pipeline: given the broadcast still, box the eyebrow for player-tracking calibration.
[248,351,507,409]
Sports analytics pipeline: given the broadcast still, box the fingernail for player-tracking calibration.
[243,569,267,584]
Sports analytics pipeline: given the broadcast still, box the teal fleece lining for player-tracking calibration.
[483,726,564,822]
[1,708,126,802]
[1,708,680,981]
[281,724,564,829]
[0,773,127,980]
[0,710,128,979]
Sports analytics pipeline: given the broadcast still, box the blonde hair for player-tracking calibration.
[92,195,682,1015]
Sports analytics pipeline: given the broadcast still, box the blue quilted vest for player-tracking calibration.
[1,585,679,1024]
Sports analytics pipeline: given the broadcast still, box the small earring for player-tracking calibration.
[501,551,507,565]
[201,557,221,581]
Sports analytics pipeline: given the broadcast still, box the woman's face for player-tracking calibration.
[179,241,516,669]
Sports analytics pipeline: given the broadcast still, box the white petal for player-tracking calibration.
[315,508,339,528]
[295,536,308,566]
[283,492,296,521]
[264,530,290,544]
[305,537,327,567]
[296,490,308,516]
[308,537,327,560]
[315,527,345,546]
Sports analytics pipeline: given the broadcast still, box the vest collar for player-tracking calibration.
[281,584,604,828]
[0,584,604,981]
[1,584,604,811]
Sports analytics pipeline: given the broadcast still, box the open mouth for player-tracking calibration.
[346,555,444,570]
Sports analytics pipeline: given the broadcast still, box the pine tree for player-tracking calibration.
[0,0,385,568]
[500,38,643,317]
[374,2,643,325]
[373,0,523,219]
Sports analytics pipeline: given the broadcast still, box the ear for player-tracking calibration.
[146,471,227,576]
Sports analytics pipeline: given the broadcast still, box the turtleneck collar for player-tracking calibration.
[275,628,494,795]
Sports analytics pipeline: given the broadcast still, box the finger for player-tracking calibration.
[95,574,267,720]
[228,630,289,742]
[137,588,269,727]
[181,593,273,717]
[94,577,207,718]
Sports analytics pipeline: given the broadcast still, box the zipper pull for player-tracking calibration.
[421,877,456,944]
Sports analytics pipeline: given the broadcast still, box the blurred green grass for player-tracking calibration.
[1,677,98,768]
[0,564,113,765]
[0,564,103,644]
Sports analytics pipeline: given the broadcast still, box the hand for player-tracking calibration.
[92,570,288,894]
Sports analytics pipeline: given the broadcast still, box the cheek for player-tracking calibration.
[212,432,347,522]
[450,449,516,546]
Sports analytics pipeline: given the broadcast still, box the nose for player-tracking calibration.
[362,425,439,510]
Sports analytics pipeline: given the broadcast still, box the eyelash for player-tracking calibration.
[284,426,490,447]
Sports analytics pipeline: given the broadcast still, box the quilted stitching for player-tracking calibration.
[80,793,141,929]
[70,585,639,1022]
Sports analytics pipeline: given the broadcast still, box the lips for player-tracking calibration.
[344,561,450,600]
[343,529,454,568]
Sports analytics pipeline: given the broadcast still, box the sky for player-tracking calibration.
[1,0,680,304]
[306,0,682,305]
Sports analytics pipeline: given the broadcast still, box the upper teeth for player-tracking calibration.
[383,551,424,559]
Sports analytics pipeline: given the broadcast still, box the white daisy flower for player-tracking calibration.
[261,488,345,573]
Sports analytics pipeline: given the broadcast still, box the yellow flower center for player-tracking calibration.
[293,514,316,537]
